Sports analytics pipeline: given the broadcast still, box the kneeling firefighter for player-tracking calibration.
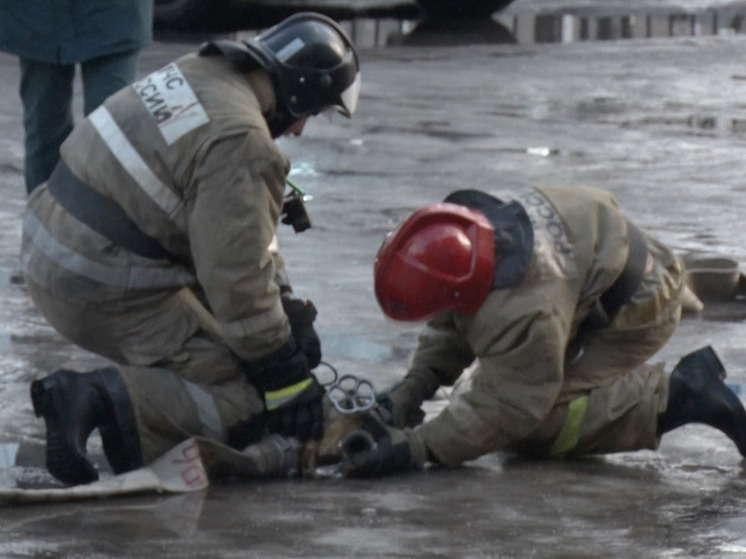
[22,12,362,485]
[338,186,746,476]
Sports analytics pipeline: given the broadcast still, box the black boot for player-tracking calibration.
[30,367,143,485]
[657,346,746,457]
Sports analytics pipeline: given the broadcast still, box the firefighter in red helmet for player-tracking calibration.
[339,186,746,477]
[374,202,495,321]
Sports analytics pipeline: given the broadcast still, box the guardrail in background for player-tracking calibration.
[233,5,746,47]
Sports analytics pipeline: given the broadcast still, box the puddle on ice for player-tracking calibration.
[288,161,319,179]
[0,269,22,286]
[0,443,18,470]
[0,440,109,489]
[0,442,52,490]
[323,335,392,361]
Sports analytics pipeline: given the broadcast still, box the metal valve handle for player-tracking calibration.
[316,362,376,415]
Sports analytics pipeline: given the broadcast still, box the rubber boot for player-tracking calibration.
[30,367,143,485]
[657,346,746,457]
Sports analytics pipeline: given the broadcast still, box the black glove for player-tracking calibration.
[338,414,427,478]
[281,297,322,369]
[244,340,325,441]
[376,369,442,428]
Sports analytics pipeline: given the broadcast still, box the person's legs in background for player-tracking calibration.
[81,49,140,115]
[19,50,141,195]
[19,58,74,194]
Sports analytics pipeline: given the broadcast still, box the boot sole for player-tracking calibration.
[31,376,99,486]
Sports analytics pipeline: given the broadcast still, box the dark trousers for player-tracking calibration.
[19,49,140,194]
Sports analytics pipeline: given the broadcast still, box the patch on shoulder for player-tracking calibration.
[133,62,210,145]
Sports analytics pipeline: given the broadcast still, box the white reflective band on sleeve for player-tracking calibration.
[268,234,279,255]
[132,62,210,146]
[220,297,286,339]
[89,106,183,218]
[183,381,223,440]
[23,212,194,289]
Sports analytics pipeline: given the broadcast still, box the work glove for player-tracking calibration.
[377,368,442,428]
[244,340,325,441]
[281,296,322,369]
[338,413,428,478]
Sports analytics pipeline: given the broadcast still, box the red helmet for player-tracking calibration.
[374,203,496,321]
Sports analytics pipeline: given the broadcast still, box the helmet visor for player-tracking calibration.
[339,71,361,116]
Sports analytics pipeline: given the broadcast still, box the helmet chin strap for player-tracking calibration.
[267,109,297,138]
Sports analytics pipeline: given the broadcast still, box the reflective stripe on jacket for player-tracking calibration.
[413,186,682,465]
[22,53,293,359]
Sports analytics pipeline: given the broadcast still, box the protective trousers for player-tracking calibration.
[26,278,265,464]
[511,252,683,458]
[510,327,675,458]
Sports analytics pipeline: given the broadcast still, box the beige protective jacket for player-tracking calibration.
[414,186,684,466]
[22,53,293,360]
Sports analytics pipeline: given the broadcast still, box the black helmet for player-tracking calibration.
[244,12,361,121]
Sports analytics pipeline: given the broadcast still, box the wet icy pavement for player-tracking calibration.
[3,11,746,558]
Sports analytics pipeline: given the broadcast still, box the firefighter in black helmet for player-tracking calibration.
[201,12,361,136]
[23,13,361,485]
